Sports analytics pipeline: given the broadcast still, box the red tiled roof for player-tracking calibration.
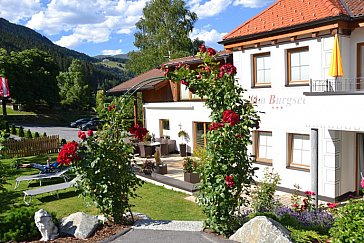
[223,0,349,40]
[342,0,364,17]
[107,69,165,94]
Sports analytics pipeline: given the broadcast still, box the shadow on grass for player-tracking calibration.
[38,190,80,203]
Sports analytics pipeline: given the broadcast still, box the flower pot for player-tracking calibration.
[179,143,187,157]
[184,172,200,184]
[155,164,167,175]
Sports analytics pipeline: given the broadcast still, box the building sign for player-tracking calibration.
[250,94,306,109]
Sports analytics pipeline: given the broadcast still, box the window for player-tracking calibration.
[287,47,309,85]
[159,119,170,139]
[288,133,310,169]
[193,122,210,149]
[179,84,204,100]
[253,53,271,87]
[254,131,273,163]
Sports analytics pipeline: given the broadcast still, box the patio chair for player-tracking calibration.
[138,142,154,158]
[160,142,169,156]
[23,177,78,205]
[15,167,71,189]
[167,139,177,153]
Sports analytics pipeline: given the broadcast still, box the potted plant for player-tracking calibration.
[183,157,200,183]
[154,150,167,174]
[142,159,154,175]
[178,130,189,157]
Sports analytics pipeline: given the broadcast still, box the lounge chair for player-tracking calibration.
[15,167,71,189]
[23,178,78,205]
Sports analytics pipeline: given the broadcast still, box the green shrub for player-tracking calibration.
[25,129,33,139]
[288,226,329,243]
[10,124,16,135]
[18,126,25,137]
[34,132,40,138]
[5,122,10,133]
[0,206,40,242]
[252,168,281,213]
[330,199,364,242]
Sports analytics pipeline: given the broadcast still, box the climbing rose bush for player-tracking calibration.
[164,46,260,235]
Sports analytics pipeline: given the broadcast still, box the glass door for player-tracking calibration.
[357,43,364,90]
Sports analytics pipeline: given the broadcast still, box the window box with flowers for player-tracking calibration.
[183,157,200,183]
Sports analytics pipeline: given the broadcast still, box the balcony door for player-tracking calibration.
[357,43,364,90]
[356,133,364,195]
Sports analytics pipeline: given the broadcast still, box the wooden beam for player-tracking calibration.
[224,23,339,49]
[311,32,318,38]
[290,36,297,42]
[359,22,364,27]
[133,94,138,126]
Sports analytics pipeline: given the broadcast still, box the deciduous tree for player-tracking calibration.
[127,0,197,75]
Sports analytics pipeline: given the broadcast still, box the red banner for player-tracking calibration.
[0,76,10,98]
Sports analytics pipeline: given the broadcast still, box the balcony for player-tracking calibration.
[306,78,364,95]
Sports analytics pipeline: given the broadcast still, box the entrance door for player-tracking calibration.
[356,133,364,194]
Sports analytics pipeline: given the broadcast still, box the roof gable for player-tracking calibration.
[224,0,348,40]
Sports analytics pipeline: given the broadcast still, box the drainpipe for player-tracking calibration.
[133,93,138,126]
[311,128,319,206]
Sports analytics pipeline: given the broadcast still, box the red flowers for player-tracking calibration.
[304,191,316,196]
[129,124,148,141]
[87,130,93,137]
[225,175,235,188]
[180,80,189,86]
[78,131,86,140]
[107,104,116,112]
[207,48,216,56]
[57,141,79,165]
[222,110,240,126]
[199,44,206,53]
[219,63,237,77]
[327,202,337,209]
[361,178,364,188]
[209,122,224,131]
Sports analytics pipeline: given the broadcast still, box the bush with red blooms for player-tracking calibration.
[71,96,142,225]
[163,45,260,235]
[129,124,148,141]
[57,141,79,166]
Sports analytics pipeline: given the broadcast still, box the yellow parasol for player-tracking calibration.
[328,34,344,77]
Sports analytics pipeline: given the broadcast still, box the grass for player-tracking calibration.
[0,154,205,221]
[0,107,36,116]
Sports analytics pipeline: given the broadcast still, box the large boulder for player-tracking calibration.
[59,212,99,239]
[229,216,292,243]
[34,209,59,241]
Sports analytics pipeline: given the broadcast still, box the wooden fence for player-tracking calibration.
[2,135,60,158]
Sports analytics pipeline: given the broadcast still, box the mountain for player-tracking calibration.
[0,18,133,90]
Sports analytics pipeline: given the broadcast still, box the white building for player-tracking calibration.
[108,0,364,202]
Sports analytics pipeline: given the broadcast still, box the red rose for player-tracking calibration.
[327,202,337,209]
[209,122,224,131]
[87,130,93,137]
[107,106,112,112]
[78,131,82,137]
[225,175,235,188]
[80,133,86,140]
[222,110,240,126]
[199,44,206,53]
[304,191,316,196]
[180,80,189,86]
[129,124,148,141]
[219,63,237,78]
[207,48,216,56]
[361,178,364,188]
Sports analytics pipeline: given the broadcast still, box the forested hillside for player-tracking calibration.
[0,18,133,91]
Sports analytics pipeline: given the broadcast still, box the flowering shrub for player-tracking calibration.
[57,141,79,166]
[182,157,197,173]
[129,124,148,141]
[164,46,260,235]
[251,168,281,213]
[71,97,142,224]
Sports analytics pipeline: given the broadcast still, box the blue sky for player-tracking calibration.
[0,0,274,57]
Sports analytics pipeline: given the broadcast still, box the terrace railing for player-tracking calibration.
[309,77,364,93]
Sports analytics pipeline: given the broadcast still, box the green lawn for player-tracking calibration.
[0,107,36,116]
[1,155,205,221]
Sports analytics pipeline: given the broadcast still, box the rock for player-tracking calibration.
[229,216,292,243]
[59,212,99,239]
[34,209,59,241]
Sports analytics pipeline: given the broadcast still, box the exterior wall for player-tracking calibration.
[144,101,210,153]
[234,32,364,199]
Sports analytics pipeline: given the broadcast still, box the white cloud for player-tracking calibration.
[0,0,42,23]
[233,0,274,8]
[24,0,148,48]
[190,26,226,46]
[188,0,232,19]
[101,49,124,55]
